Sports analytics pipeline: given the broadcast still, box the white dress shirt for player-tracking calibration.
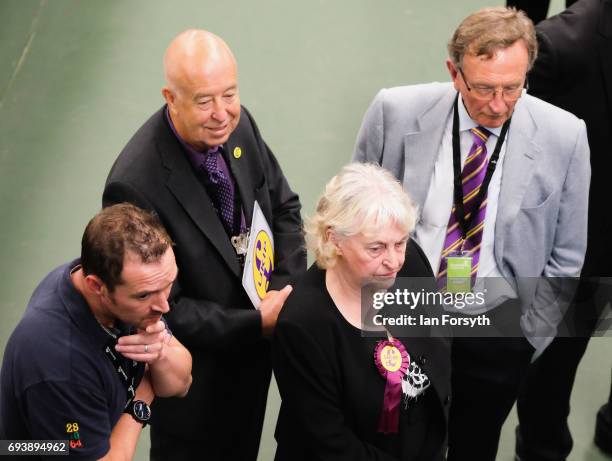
[413,96,517,311]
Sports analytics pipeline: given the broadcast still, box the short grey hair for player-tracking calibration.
[448,6,537,70]
[305,163,418,269]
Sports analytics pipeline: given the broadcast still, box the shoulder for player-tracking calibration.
[225,105,277,174]
[373,82,453,113]
[19,263,72,339]
[537,0,600,50]
[512,96,589,178]
[106,107,169,184]
[5,327,109,416]
[229,105,265,143]
[5,315,70,394]
[533,0,601,80]
[119,107,167,155]
[363,82,455,137]
[4,266,105,392]
[520,95,585,135]
[400,238,435,278]
[378,81,453,101]
[278,265,335,331]
[104,108,178,210]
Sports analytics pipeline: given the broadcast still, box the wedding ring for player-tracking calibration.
[144,344,149,353]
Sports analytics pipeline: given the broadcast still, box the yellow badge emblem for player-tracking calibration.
[379,345,402,372]
[252,230,274,299]
[233,147,242,159]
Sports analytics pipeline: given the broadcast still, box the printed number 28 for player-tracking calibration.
[66,423,79,433]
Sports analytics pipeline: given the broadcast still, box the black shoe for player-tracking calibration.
[595,403,612,455]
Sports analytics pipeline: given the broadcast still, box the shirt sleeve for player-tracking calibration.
[20,380,112,460]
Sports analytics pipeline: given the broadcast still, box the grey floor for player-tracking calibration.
[1,0,609,460]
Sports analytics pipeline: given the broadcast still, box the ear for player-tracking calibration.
[326,228,343,255]
[446,59,457,78]
[446,59,461,92]
[446,59,461,91]
[83,275,107,297]
[161,87,175,108]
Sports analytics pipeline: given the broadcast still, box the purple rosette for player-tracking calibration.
[374,338,410,433]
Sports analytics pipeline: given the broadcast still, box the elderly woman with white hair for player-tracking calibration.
[273,163,450,461]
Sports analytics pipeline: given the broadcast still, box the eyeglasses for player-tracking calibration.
[459,68,525,102]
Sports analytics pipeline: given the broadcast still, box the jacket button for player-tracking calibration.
[444,395,451,405]
[418,355,427,366]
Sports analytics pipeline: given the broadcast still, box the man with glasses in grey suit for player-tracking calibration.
[353,7,590,461]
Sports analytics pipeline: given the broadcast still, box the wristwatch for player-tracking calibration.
[124,400,151,426]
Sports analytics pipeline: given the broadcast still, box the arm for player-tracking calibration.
[98,371,155,461]
[273,320,396,461]
[526,122,591,355]
[242,107,306,291]
[260,285,293,336]
[239,108,306,335]
[114,320,192,397]
[542,122,590,279]
[22,373,153,461]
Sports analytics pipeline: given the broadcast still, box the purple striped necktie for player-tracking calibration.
[202,146,235,234]
[437,126,491,290]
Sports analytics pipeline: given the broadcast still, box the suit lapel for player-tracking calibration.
[403,89,456,207]
[494,99,539,264]
[159,130,242,277]
[226,129,256,226]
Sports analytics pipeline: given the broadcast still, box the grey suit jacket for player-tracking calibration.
[353,82,590,355]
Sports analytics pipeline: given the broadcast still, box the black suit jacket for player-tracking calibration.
[529,0,612,277]
[103,105,306,459]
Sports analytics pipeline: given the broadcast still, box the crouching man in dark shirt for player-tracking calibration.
[0,203,192,460]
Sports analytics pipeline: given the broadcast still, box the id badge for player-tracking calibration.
[231,232,250,256]
[446,251,472,293]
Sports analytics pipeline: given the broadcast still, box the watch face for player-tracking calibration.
[133,401,151,421]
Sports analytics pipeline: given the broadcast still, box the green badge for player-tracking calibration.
[446,255,472,293]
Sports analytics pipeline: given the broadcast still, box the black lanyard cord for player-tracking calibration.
[103,336,144,408]
[452,95,511,239]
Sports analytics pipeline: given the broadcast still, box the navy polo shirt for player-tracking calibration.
[0,260,144,460]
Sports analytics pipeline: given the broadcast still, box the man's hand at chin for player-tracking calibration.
[114,320,171,364]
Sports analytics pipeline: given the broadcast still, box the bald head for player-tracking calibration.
[164,30,237,93]
[161,29,241,151]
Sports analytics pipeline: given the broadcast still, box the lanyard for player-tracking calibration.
[452,95,511,239]
[100,326,145,409]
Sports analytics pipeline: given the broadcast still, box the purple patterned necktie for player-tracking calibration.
[202,146,234,234]
[437,126,491,290]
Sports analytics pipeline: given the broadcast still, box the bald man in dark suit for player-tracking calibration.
[104,30,306,461]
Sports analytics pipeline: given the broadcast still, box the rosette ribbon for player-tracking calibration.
[374,338,410,433]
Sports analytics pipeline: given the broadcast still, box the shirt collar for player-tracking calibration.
[62,260,134,345]
[458,96,502,137]
[61,259,112,346]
